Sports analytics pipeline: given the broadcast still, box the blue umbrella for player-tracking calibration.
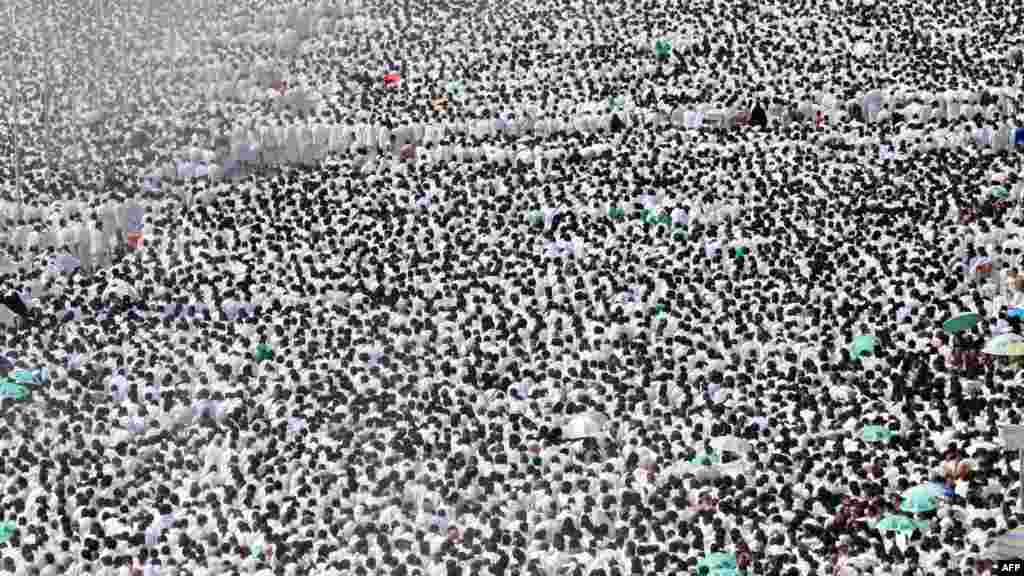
[56,254,82,274]
[125,207,145,233]
[239,144,259,163]
[224,158,242,179]
[926,481,955,498]
[142,175,161,193]
[906,483,948,499]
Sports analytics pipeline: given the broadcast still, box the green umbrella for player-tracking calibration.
[251,544,276,559]
[734,247,747,257]
[255,344,274,362]
[874,514,929,534]
[943,312,980,334]
[527,211,543,226]
[900,485,938,513]
[608,95,625,112]
[12,370,37,384]
[654,39,673,58]
[982,334,1024,356]
[640,208,659,224]
[0,381,28,401]
[851,335,877,359]
[0,522,15,544]
[862,425,895,442]
[654,304,666,319]
[695,551,737,576]
[445,80,466,99]
[689,451,721,466]
[674,228,688,241]
[992,185,1010,199]
[609,207,626,219]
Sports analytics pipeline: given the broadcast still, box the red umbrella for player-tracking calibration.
[384,73,401,86]
[271,79,288,95]
[127,232,144,250]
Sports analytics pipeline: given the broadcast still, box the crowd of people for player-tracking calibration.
[3,0,1024,575]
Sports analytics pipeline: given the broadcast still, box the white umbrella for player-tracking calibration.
[176,161,196,180]
[104,280,137,300]
[82,110,105,125]
[277,29,300,54]
[160,163,177,182]
[709,435,752,454]
[990,527,1024,560]
[563,413,607,440]
[966,441,1000,456]
[0,306,15,328]
[692,466,722,483]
